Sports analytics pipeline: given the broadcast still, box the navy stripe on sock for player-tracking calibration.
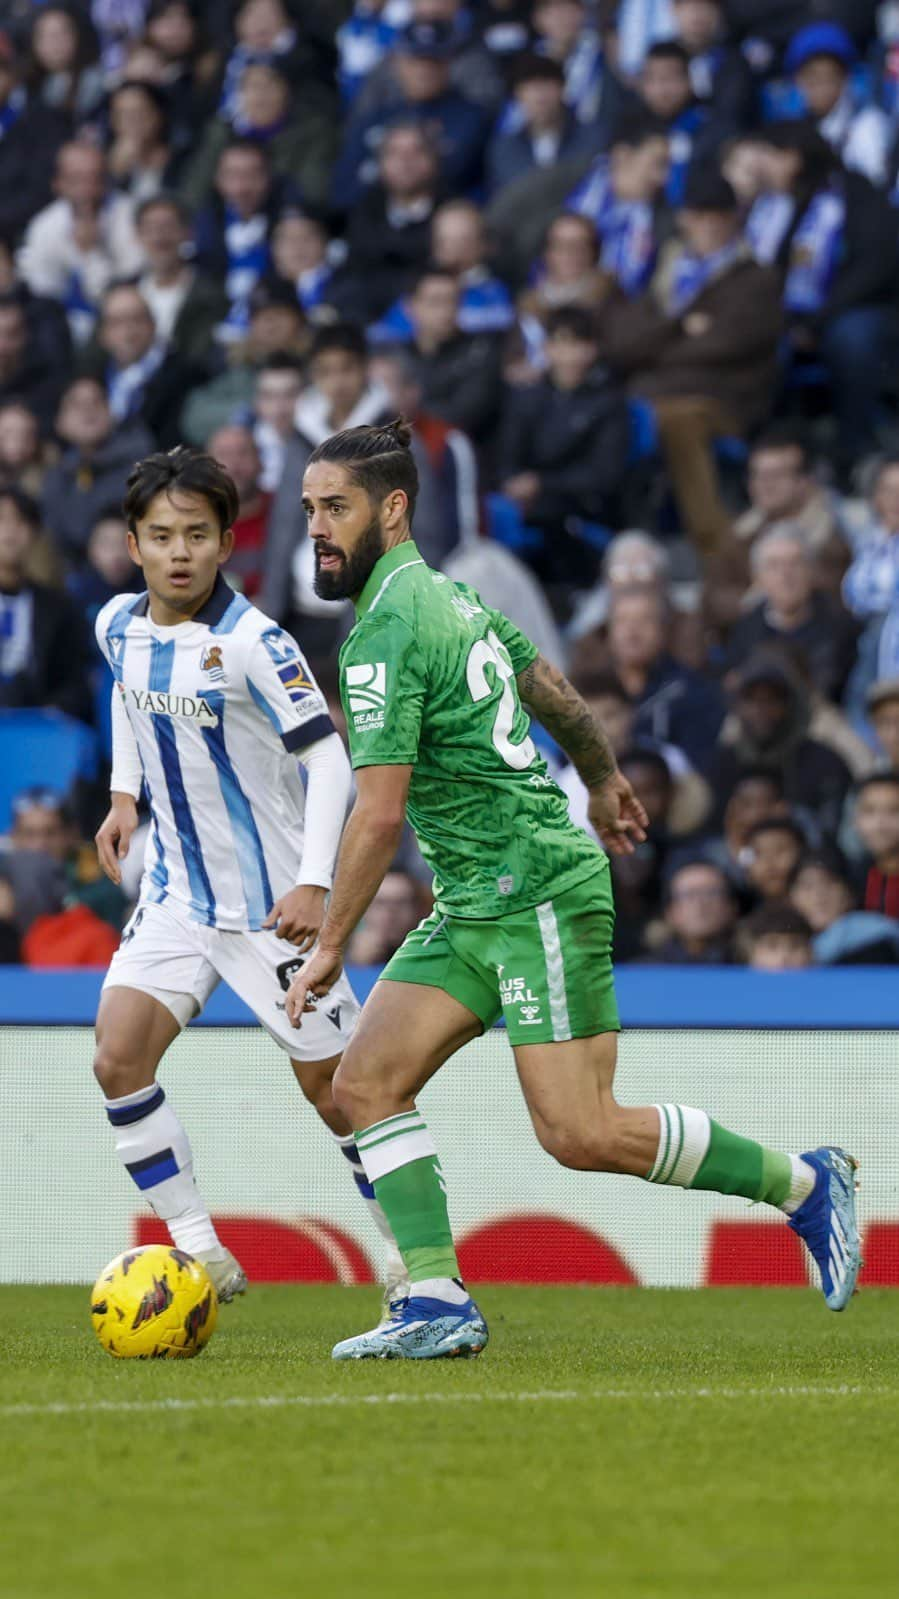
[125,1147,178,1190]
[353,1172,376,1201]
[106,1086,165,1126]
[339,1142,376,1199]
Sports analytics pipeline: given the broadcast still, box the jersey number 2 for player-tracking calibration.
[466,630,537,771]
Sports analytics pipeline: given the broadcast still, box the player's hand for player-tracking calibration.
[262,885,327,950]
[587,771,649,856]
[285,944,344,1027]
[95,796,138,886]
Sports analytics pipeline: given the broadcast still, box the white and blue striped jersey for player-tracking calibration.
[95,575,336,932]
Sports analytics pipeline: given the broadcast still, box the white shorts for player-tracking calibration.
[103,899,359,1062]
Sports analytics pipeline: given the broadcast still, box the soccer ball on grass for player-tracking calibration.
[90,1244,218,1359]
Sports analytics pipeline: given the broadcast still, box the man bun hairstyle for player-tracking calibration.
[307,418,419,523]
[123,445,239,535]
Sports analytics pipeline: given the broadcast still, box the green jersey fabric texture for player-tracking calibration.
[339,541,606,920]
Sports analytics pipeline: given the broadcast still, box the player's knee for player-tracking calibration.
[93,1039,142,1100]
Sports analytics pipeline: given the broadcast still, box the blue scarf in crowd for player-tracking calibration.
[569,159,658,296]
[219,30,298,119]
[107,342,165,422]
[783,186,847,315]
[667,239,743,316]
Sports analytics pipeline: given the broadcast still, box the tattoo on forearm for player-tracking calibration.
[517,655,617,787]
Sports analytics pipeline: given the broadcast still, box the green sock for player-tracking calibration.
[649,1105,794,1208]
[355,1113,460,1281]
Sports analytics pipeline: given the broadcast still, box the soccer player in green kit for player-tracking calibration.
[287,419,860,1360]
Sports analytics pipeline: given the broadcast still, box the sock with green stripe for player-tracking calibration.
[355,1111,465,1300]
[647,1105,815,1213]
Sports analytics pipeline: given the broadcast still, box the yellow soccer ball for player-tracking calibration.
[90,1244,218,1359]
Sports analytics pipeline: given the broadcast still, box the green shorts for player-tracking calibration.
[380,865,619,1045]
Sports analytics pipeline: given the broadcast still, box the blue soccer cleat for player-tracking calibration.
[332,1289,489,1360]
[788,1147,861,1311]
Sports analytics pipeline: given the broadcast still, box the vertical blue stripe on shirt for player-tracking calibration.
[200,690,273,928]
[247,676,283,734]
[142,771,168,901]
[149,636,216,925]
[105,599,141,682]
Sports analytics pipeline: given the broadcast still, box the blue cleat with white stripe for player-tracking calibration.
[787,1147,861,1311]
[333,1290,488,1360]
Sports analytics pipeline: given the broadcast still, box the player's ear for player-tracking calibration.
[126,529,143,569]
[383,488,408,531]
[217,525,235,565]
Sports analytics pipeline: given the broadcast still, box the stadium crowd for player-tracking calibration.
[4,0,899,970]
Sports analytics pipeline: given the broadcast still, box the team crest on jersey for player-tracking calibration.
[345,662,386,729]
[200,644,225,681]
[277,661,315,702]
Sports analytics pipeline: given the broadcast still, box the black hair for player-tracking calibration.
[570,668,630,703]
[218,136,271,166]
[306,419,419,524]
[258,351,305,376]
[543,209,599,261]
[750,421,813,471]
[727,765,786,796]
[760,118,837,189]
[609,107,671,148]
[618,746,672,784]
[123,446,239,535]
[135,190,191,228]
[511,52,565,89]
[854,770,899,798]
[665,856,737,903]
[644,40,691,69]
[745,816,806,851]
[412,263,459,292]
[309,322,368,364]
[789,846,854,892]
[741,901,812,944]
[0,485,39,529]
[544,305,600,342]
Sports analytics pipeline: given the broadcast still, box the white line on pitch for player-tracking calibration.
[0,1384,893,1419]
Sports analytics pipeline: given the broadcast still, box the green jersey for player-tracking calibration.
[339,541,606,921]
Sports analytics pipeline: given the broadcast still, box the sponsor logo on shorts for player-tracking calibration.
[499,971,543,1024]
[126,687,219,726]
[346,662,387,729]
[276,956,306,993]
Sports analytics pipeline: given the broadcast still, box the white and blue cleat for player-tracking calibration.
[788,1146,861,1311]
[333,1289,489,1360]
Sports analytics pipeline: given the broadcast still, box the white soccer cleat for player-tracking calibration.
[194,1247,248,1303]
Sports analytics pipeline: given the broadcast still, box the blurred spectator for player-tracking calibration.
[353,0,506,117]
[601,167,782,553]
[0,296,66,434]
[789,848,854,935]
[635,42,713,205]
[742,815,805,903]
[741,902,814,970]
[724,526,858,701]
[106,80,179,206]
[181,277,309,444]
[690,766,788,882]
[66,510,134,626]
[867,681,899,771]
[404,265,504,438]
[24,5,105,122]
[567,528,673,641]
[486,54,599,198]
[652,859,738,963]
[189,139,277,340]
[792,846,899,964]
[733,424,853,556]
[0,487,92,722]
[9,786,124,931]
[206,424,270,599]
[0,234,73,377]
[18,143,144,346]
[711,655,852,836]
[0,30,70,241]
[143,1,222,154]
[342,121,441,323]
[497,305,630,588]
[252,352,304,492]
[219,0,323,120]
[670,0,755,139]
[751,122,898,479]
[331,19,489,209]
[80,282,201,451]
[135,195,228,366]
[337,1,399,107]
[373,198,515,341]
[566,112,671,299]
[723,1,878,55]
[516,212,612,368]
[531,0,622,130]
[853,773,899,918]
[843,457,899,622]
[0,866,20,962]
[0,402,51,500]
[41,378,153,566]
[606,586,725,769]
[347,869,425,963]
[270,210,344,321]
[181,60,336,215]
[784,24,891,187]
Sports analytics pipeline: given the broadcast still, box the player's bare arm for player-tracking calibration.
[286,763,412,1025]
[516,654,649,855]
[95,792,138,887]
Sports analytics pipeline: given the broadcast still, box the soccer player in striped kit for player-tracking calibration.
[93,446,404,1304]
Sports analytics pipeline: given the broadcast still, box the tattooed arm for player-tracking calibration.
[517,654,648,855]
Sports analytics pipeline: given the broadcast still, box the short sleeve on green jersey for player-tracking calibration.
[340,614,426,767]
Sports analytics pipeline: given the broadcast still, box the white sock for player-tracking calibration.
[647,1105,712,1187]
[410,1277,469,1305]
[104,1083,220,1255]
[333,1131,408,1285]
[781,1155,817,1215]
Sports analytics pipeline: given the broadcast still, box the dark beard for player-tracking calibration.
[312,514,386,601]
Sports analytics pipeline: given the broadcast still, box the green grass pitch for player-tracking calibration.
[2,1285,896,1599]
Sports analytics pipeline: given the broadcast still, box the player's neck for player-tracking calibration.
[146,577,218,628]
